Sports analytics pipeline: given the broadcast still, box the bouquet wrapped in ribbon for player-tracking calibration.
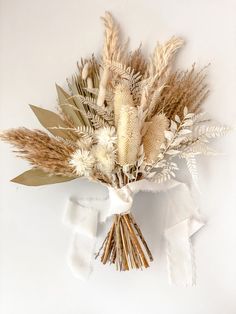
[1,12,230,284]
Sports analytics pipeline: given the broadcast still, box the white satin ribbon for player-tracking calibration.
[63,179,204,285]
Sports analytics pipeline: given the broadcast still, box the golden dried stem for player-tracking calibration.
[123,214,149,268]
[98,213,152,271]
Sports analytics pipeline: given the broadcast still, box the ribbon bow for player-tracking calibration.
[63,179,204,285]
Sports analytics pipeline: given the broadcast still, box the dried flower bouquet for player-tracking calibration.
[1,12,230,272]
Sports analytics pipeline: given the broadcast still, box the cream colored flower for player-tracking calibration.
[69,149,95,177]
[95,126,116,149]
[92,144,115,175]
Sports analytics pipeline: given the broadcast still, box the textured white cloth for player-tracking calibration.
[63,179,204,284]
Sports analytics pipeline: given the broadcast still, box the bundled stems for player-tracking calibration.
[98,213,153,270]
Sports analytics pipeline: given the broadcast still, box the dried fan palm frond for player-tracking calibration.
[143,114,169,163]
[117,105,140,165]
[114,83,134,126]
[0,128,76,176]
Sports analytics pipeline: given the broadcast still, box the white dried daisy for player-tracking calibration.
[69,149,95,177]
[95,126,116,149]
[92,144,115,175]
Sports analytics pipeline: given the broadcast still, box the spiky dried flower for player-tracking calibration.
[69,149,95,177]
[143,114,169,163]
[95,126,116,149]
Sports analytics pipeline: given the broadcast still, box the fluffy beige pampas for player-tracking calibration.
[143,114,169,163]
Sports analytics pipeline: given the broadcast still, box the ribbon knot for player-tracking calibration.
[107,185,133,216]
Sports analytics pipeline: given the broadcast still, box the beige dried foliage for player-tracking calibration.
[149,36,184,79]
[117,106,140,165]
[97,12,123,106]
[114,83,134,126]
[143,114,169,163]
[127,46,147,76]
[101,11,122,62]
[153,65,209,120]
[141,37,184,115]
[0,128,76,176]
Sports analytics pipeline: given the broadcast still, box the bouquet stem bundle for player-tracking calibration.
[99,213,153,270]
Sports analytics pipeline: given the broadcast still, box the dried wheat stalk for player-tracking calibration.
[0,128,76,176]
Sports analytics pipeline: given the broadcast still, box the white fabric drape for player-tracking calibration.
[63,179,204,285]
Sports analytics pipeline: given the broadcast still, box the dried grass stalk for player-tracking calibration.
[153,65,209,120]
[141,37,184,114]
[97,12,122,106]
[149,36,184,79]
[0,128,76,176]
[127,45,147,76]
[143,114,169,163]
[117,105,140,165]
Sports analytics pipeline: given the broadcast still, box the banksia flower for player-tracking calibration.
[143,114,169,163]
[117,105,140,165]
[69,149,95,177]
[113,83,134,126]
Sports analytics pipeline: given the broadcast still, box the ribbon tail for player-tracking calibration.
[68,233,96,280]
[164,182,205,286]
[63,198,99,280]
[165,217,204,286]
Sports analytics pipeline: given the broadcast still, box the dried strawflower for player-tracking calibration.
[92,144,115,175]
[95,126,116,149]
[69,149,95,177]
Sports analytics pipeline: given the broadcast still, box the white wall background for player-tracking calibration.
[0,0,236,313]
